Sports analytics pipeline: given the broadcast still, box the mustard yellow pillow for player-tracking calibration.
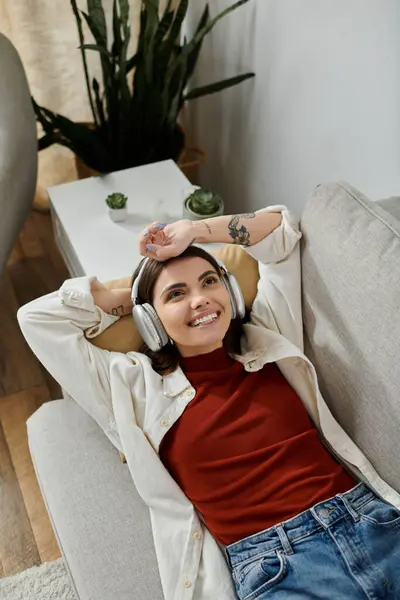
[90,245,259,355]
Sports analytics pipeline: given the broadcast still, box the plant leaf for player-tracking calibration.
[183,72,255,101]
[161,0,173,20]
[112,0,122,57]
[154,9,174,47]
[157,0,188,97]
[69,0,98,126]
[126,53,138,73]
[184,3,209,86]
[92,77,106,128]
[87,0,108,48]
[167,0,188,46]
[37,132,60,151]
[118,0,130,39]
[173,0,251,80]
[79,43,112,58]
[50,114,111,172]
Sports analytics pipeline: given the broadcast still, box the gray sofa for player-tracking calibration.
[27,182,400,599]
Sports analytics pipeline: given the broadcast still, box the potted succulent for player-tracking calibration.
[31,0,254,176]
[183,187,224,220]
[105,192,128,222]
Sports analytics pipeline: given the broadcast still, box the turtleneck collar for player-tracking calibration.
[179,346,234,373]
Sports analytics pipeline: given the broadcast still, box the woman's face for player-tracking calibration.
[152,256,232,357]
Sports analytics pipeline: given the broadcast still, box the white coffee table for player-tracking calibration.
[48,159,224,282]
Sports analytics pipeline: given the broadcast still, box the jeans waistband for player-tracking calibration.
[226,483,375,568]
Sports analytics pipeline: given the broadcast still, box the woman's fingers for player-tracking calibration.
[141,222,167,237]
[139,223,166,255]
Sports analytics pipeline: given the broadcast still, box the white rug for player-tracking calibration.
[0,558,77,600]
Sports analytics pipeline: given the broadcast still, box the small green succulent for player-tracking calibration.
[186,188,222,216]
[105,192,128,209]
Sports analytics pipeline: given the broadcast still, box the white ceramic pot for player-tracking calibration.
[108,206,127,222]
[182,197,224,221]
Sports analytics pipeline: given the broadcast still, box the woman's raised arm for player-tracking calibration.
[139,209,282,261]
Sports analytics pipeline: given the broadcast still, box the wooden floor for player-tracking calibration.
[0,209,70,577]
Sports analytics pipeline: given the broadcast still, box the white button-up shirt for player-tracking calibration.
[18,205,400,600]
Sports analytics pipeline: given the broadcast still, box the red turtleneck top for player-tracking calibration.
[159,347,355,546]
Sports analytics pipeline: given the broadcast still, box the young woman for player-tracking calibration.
[18,206,400,600]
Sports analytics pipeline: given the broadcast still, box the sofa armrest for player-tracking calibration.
[27,399,164,600]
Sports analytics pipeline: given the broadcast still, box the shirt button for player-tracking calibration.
[185,389,193,397]
[160,419,169,427]
[183,580,192,588]
[193,532,201,540]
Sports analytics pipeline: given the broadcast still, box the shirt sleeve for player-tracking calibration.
[242,205,304,351]
[17,275,122,450]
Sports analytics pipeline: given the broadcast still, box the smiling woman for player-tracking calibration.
[130,245,249,375]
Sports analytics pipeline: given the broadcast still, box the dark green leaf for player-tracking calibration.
[69,0,98,126]
[87,0,108,48]
[79,43,112,58]
[174,0,251,78]
[161,0,173,20]
[183,72,255,101]
[167,0,188,46]
[31,97,54,134]
[167,55,187,126]
[126,53,138,73]
[37,132,60,151]
[156,0,188,89]
[112,0,122,57]
[118,0,130,39]
[154,9,174,47]
[92,77,106,127]
[51,115,111,172]
[81,11,107,49]
[184,4,209,85]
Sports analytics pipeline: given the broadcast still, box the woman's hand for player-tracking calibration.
[138,220,196,261]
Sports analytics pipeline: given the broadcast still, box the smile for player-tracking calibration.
[188,312,220,327]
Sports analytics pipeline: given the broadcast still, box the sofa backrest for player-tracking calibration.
[300,182,400,492]
[0,33,37,275]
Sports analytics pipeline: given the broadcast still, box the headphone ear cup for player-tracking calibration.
[224,273,246,320]
[132,303,169,352]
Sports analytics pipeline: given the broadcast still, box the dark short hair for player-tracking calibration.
[130,245,249,375]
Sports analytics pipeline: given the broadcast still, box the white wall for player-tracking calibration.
[186,0,400,216]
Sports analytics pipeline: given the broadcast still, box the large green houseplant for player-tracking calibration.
[32,0,254,174]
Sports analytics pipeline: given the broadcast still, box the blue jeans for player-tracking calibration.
[226,483,400,599]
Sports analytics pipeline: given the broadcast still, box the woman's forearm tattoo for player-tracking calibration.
[202,221,212,235]
[110,304,125,316]
[228,213,255,246]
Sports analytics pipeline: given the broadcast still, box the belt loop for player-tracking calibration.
[275,524,294,555]
[339,494,360,522]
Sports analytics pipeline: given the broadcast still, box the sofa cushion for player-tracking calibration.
[300,182,400,492]
[89,243,259,354]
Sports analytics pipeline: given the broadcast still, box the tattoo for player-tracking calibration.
[110,304,125,316]
[202,221,212,235]
[228,213,255,246]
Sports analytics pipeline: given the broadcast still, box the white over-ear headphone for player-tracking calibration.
[131,249,245,352]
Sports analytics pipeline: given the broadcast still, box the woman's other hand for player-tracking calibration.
[138,220,196,261]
